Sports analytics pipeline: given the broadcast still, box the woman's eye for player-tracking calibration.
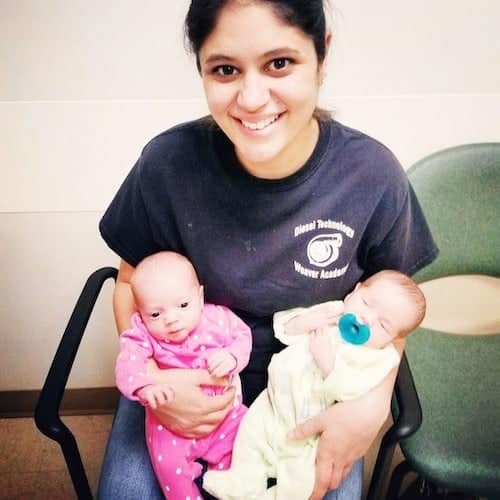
[269,57,291,71]
[214,65,237,76]
[180,302,189,309]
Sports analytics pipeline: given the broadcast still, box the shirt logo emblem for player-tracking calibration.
[307,234,342,267]
[294,219,355,280]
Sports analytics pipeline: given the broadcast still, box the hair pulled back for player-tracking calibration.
[185,0,328,71]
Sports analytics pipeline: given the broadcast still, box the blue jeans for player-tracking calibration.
[97,397,363,499]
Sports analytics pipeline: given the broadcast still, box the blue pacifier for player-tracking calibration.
[338,313,370,345]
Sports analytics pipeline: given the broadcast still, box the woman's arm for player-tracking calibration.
[289,338,405,499]
[113,259,137,333]
[113,258,235,437]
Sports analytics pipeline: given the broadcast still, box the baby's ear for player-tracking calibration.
[199,285,204,305]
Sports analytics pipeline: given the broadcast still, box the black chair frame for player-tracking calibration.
[366,354,423,500]
[35,265,421,500]
[34,267,118,500]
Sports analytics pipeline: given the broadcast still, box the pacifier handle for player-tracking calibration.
[338,313,370,345]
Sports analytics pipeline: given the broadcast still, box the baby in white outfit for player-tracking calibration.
[204,270,426,500]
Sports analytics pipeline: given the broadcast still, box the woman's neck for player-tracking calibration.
[236,118,320,180]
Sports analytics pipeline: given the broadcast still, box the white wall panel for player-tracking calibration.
[0,212,118,390]
[0,100,209,213]
[1,0,499,390]
[1,0,198,100]
[1,95,498,212]
[328,0,500,96]
[2,1,499,101]
[326,94,500,168]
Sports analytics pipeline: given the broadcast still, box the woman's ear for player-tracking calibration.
[325,31,332,52]
[319,32,332,84]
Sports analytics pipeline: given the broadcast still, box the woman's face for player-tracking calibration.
[199,2,325,179]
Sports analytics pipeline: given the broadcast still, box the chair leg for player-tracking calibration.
[386,460,413,499]
[366,437,398,500]
[61,435,93,500]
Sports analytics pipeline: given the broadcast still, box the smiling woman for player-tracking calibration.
[97,1,438,499]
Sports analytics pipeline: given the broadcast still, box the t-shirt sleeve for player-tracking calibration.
[99,156,163,267]
[358,149,439,279]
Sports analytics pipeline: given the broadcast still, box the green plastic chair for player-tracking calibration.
[369,143,500,499]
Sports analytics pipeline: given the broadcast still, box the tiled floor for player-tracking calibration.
[0,414,402,500]
[0,414,112,500]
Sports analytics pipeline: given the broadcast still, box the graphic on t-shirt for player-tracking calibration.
[293,219,354,280]
[307,233,342,267]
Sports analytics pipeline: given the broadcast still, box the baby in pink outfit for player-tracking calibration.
[115,251,252,500]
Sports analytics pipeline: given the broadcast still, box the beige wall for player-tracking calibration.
[1,0,499,390]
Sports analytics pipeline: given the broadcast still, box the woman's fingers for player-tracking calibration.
[204,385,236,413]
[288,412,324,440]
[192,369,229,387]
[309,451,334,500]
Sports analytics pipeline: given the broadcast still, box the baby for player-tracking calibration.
[203,270,426,500]
[115,251,252,500]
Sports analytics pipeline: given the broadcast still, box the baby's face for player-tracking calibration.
[135,269,204,343]
[343,279,415,348]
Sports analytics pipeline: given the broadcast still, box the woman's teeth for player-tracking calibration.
[240,114,280,131]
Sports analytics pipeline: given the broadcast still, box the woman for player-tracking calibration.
[98,1,438,499]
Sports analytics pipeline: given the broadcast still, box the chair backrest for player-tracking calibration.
[401,143,500,496]
[408,143,500,282]
[409,142,500,283]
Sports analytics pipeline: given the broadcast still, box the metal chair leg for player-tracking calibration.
[386,460,413,499]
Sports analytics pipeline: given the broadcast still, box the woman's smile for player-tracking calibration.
[237,112,283,132]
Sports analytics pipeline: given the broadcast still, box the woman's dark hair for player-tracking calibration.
[185,0,328,72]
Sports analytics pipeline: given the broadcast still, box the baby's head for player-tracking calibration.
[131,251,204,342]
[344,270,426,348]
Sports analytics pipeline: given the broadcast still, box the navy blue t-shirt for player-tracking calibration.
[100,117,438,382]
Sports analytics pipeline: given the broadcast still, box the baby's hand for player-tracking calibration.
[137,384,175,410]
[309,328,335,378]
[207,350,237,377]
[285,302,344,335]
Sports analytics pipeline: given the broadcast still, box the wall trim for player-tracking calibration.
[0,387,119,418]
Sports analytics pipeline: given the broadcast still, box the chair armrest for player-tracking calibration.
[386,352,422,442]
[34,266,117,500]
[366,352,422,500]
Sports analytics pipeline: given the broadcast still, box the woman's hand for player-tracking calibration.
[147,362,236,438]
[290,396,387,499]
[288,358,399,500]
[289,339,404,499]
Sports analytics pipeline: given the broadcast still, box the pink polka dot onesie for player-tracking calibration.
[116,305,252,500]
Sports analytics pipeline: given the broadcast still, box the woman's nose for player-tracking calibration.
[236,71,270,111]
